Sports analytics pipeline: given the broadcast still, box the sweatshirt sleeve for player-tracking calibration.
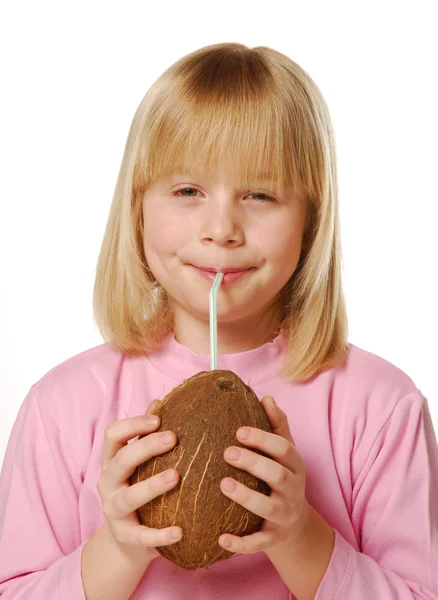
[316,389,438,599]
[0,385,87,599]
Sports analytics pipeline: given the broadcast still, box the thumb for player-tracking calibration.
[146,399,161,416]
[132,400,162,443]
[262,396,295,445]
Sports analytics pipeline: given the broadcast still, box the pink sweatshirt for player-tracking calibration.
[0,331,437,599]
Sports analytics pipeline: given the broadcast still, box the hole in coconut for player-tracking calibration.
[215,378,236,391]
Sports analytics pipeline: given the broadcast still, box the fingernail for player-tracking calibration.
[169,528,182,539]
[145,415,159,425]
[225,447,240,461]
[161,432,174,445]
[223,478,237,492]
[237,427,250,440]
[164,469,177,483]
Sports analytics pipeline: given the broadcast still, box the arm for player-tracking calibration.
[268,390,438,599]
[82,522,153,600]
[266,504,335,600]
[0,385,153,599]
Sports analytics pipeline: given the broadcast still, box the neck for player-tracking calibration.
[170,305,283,355]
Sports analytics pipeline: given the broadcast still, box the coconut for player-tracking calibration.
[130,369,272,570]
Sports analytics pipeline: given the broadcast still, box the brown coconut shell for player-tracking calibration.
[130,369,272,570]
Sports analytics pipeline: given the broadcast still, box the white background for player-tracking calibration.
[1,1,437,466]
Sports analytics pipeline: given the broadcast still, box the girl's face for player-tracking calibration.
[142,171,308,344]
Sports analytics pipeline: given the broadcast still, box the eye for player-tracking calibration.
[171,187,200,198]
[171,188,276,202]
[247,191,276,203]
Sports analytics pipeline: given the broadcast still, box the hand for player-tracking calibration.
[97,400,182,564]
[218,396,313,555]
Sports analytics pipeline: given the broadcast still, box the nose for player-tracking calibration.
[200,196,244,247]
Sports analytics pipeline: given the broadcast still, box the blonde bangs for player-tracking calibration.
[133,46,322,201]
[94,43,349,381]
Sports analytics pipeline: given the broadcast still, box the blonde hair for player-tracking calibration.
[93,42,349,382]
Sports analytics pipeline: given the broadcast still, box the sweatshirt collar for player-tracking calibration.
[146,330,288,386]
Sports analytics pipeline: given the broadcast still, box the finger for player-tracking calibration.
[233,426,301,472]
[224,445,298,494]
[220,477,285,525]
[106,429,177,492]
[101,411,161,472]
[146,400,161,416]
[218,529,276,554]
[109,469,180,520]
[261,396,295,445]
[131,400,163,444]
[113,519,183,549]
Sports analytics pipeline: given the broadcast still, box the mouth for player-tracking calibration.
[189,264,255,286]
[194,266,254,274]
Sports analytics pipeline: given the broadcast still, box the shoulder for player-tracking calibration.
[345,342,419,397]
[33,342,125,393]
[340,342,424,430]
[29,343,128,428]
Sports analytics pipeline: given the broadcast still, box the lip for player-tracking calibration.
[190,265,254,286]
[194,266,253,274]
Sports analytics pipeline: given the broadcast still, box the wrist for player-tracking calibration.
[104,522,156,569]
[266,503,324,559]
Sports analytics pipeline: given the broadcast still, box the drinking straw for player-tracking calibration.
[209,272,224,369]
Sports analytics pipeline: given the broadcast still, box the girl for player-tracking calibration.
[0,43,437,600]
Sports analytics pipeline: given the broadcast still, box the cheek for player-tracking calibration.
[262,218,304,263]
[143,206,190,257]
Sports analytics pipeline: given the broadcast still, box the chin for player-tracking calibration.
[189,302,256,325]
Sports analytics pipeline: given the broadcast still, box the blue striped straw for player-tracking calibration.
[209,272,224,370]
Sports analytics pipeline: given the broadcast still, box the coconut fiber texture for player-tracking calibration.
[130,369,273,570]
